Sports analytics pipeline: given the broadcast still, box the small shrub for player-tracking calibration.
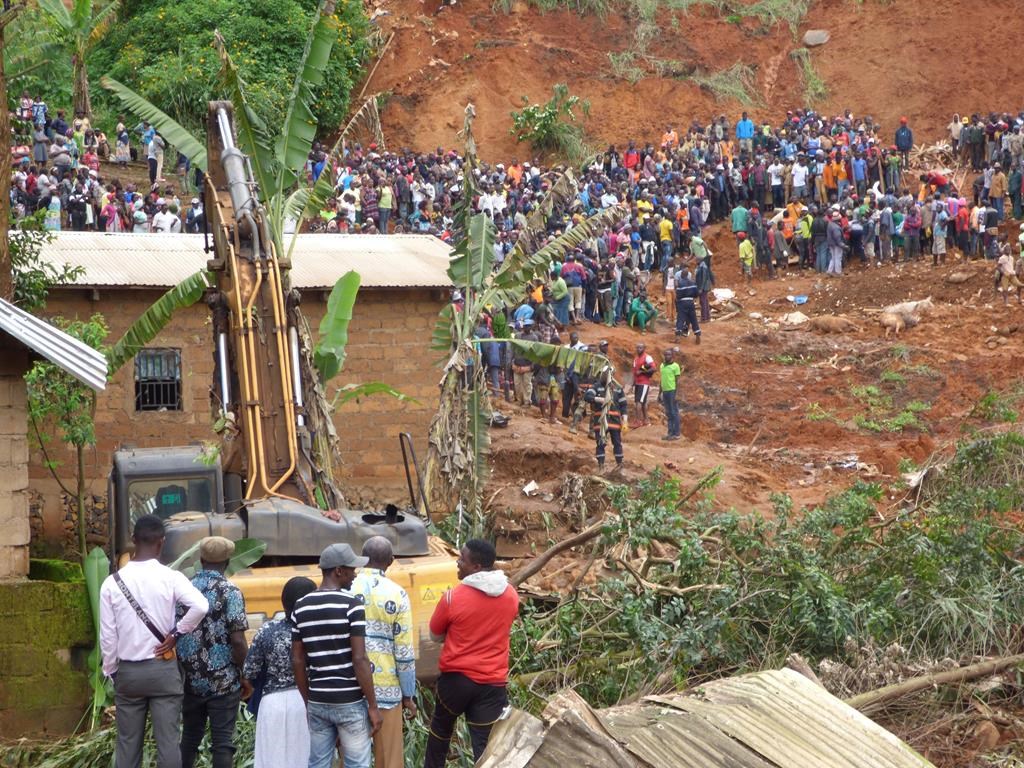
[510,84,592,164]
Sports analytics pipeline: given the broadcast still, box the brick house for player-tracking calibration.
[31,232,451,552]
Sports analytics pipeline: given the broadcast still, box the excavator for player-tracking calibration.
[108,102,456,678]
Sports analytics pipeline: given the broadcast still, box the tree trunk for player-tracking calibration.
[77,443,88,563]
[0,23,12,301]
[72,51,91,120]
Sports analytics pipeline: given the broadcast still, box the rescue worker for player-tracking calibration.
[585,371,628,470]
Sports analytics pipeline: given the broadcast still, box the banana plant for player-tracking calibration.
[422,106,626,519]
[36,0,119,118]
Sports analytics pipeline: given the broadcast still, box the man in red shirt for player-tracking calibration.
[632,342,655,426]
[423,540,519,767]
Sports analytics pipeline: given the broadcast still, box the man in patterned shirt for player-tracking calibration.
[177,536,249,768]
[351,537,417,768]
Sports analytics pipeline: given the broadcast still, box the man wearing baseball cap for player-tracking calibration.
[292,543,381,768]
[178,536,249,768]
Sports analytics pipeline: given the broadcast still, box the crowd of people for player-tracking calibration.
[100,517,519,768]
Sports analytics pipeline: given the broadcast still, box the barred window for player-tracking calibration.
[134,348,182,411]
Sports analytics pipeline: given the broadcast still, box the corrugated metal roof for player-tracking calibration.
[0,298,108,391]
[32,232,453,289]
[479,669,934,768]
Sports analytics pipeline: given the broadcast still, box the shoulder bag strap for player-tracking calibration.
[113,571,167,643]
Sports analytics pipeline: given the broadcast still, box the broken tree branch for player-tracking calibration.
[511,518,608,587]
[845,653,1024,712]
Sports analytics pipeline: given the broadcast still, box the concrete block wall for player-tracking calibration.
[0,351,31,578]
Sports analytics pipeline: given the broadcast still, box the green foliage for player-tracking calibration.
[168,537,268,578]
[789,47,828,105]
[851,384,930,433]
[10,212,83,313]
[331,381,415,408]
[83,547,111,730]
[89,0,368,135]
[969,389,1021,424]
[879,369,906,386]
[27,315,107,452]
[690,63,758,105]
[26,315,108,562]
[314,271,361,383]
[509,84,592,163]
[513,455,1024,708]
[105,270,213,376]
[100,76,209,170]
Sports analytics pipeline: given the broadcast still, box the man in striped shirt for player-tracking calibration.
[292,543,381,768]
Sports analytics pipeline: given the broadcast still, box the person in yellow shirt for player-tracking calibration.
[657,214,675,272]
[350,538,417,768]
[636,194,654,217]
[738,231,755,285]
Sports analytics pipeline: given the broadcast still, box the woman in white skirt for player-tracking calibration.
[243,576,317,768]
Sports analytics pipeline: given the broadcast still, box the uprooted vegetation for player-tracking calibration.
[500,432,1024,765]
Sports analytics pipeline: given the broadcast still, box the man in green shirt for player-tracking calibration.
[731,202,749,240]
[659,349,681,441]
[628,291,658,333]
[549,269,570,326]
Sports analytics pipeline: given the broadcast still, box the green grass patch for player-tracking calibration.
[880,370,906,386]
[690,63,758,105]
[969,389,1021,424]
[789,47,828,105]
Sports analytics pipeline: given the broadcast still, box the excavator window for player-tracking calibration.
[128,477,214,523]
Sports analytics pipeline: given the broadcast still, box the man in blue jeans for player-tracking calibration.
[293,543,382,768]
[660,348,682,441]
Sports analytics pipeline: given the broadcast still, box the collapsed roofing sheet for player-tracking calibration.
[480,669,933,768]
[0,298,107,391]
[32,232,453,289]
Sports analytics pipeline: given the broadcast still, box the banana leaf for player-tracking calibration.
[100,76,208,171]
[331,381,416,408]
[171,537,267,578]
[447,213,495,291]
[213,32,277,201]
[492,204,627,305]
[465,382,490,503]
[275,0,340,194]
[224,538,267,576]
[35,0,72,30]
[84,546,111,730]
[105,270,212,376]
[87,1,120,46]
[314,271,360,383]
[481,337,611,379]
[431,303,455,353]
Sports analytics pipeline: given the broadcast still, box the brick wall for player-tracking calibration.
[31,286,444,548]
[0,343,30,579]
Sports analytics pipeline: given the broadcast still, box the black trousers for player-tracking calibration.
[425,672,507,767]
[595,427,623,465]
[562,378,578,418]
[148,157,158,184]
[180,689,241,768]
[675,300,700,336]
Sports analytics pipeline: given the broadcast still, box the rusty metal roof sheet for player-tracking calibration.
[34,232,453,289]
[480,669,934,768]
[0,298,107,391]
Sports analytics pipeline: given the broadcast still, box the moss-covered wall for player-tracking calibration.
[0,581,92,736]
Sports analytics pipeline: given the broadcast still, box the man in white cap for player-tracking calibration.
[293,543,381,768]
[186,197,204,233]
[178,536,249,768]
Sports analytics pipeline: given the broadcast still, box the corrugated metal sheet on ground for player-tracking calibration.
[0,297,107,391]
[479,669,934,768]
[30,232,453,289]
